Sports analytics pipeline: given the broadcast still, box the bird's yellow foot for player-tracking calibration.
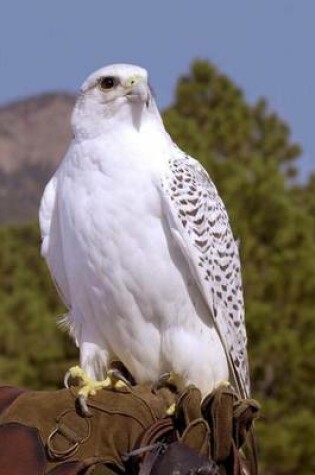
[64,365,129,416]
[154,371,183,416]
[214,380,231,389]
[166,403,176,416]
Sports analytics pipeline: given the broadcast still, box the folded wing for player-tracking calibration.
[162,147,250,398]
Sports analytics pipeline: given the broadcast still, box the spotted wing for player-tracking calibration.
[162,147,250,397]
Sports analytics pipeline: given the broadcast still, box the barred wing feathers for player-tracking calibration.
[162,148,250,398]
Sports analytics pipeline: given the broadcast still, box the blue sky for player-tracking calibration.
[1,0,314,178]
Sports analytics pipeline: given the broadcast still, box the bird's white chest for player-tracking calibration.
[59,136,179,322]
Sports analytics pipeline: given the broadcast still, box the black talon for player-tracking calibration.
[110,361,136,386]
[76,394,92,418]
[64,370,72,389]
[152,372,172,393]
[109,368,132,386]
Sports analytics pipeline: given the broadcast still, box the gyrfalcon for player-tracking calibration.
[39,64,250,402]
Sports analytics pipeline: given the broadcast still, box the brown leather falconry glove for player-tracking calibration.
[0,383,259,475]
[201,385,260,475]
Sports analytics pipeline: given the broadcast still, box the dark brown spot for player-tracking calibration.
[194,216,205,226]
[220,264,229,271]
[186,208,198,217]
[195,239,207,247]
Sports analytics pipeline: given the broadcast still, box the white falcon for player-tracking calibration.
[40,64,250,401]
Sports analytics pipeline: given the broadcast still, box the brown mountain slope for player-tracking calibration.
[0,93,76,224]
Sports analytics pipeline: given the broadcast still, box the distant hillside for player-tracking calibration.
[0,93,76,224]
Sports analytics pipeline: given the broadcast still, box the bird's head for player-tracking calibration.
[72,64,161,139]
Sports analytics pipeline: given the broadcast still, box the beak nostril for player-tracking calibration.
[126,79,149,105]
[127,76,140,88]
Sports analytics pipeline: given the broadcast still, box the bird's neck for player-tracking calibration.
[72,95,166,142]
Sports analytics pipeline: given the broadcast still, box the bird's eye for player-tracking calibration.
[99,76,116,90]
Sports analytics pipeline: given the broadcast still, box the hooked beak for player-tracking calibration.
[126,81,150,108]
